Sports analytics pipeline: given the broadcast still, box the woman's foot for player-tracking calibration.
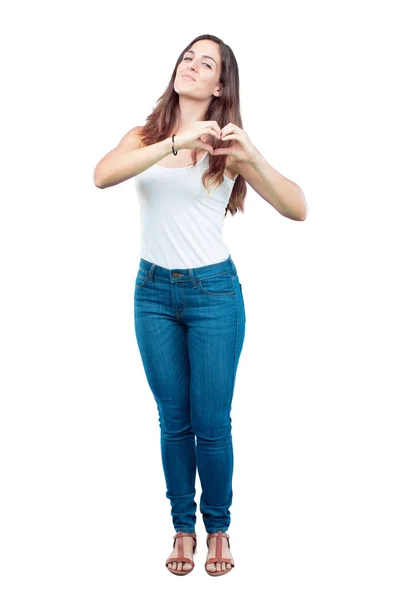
[166,533,196,574]
[205,531,234,573]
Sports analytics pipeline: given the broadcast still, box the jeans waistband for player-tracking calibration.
[138,255,237,283]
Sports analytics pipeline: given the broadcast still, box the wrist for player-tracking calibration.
[162,136,179,157]
[171,134,182,153]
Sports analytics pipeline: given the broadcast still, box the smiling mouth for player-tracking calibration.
[182,75,195,81]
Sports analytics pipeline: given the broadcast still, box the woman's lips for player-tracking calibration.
[182,75,196,81]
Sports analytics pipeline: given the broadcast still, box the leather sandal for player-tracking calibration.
[165,531,197,576]
[205,530,235,576]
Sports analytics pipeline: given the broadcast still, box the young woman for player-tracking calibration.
[94,34,307,577]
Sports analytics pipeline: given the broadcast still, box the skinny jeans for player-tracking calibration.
[133,254,246,534]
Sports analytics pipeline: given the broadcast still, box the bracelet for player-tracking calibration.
[172,133,178,155]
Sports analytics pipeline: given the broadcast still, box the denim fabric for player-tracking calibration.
[133,254,246,534]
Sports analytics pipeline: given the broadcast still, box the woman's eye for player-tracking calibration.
[183,56,212,69]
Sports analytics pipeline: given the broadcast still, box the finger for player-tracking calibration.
[212,148,228,155]
[214,121,222,136]
[221,124,236,135]
[208,121,221,136]
[207,128,220,139]
[203,145,214,154]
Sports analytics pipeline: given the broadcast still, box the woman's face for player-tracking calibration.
[174,40,222,99]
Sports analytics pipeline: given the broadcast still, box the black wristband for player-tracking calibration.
[172,133,178,155]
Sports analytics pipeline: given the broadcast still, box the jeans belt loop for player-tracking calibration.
[189,268,197,288]
[148,263,155,282]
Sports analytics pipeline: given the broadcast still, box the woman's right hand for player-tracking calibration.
[174,121,221,153]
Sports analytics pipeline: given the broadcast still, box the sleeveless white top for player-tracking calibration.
[134,151,237,269]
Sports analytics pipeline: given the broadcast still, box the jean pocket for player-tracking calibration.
[135,270,149,289]
[197,272,235,296]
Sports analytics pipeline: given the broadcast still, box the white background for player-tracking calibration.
[1,0,399,597]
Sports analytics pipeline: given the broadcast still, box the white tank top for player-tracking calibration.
[134,151,237,269]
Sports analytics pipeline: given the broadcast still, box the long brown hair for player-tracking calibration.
[138,34,247,218]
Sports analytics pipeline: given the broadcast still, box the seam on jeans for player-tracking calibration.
[171,282,187,320]
[231,279,239,399]
[178,283,187,319]
[135,273,148,288]
[140,269,232,283]
[194,269,232,281]
[197,279,234,296]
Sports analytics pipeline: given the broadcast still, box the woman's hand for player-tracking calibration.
[213,123,262,165]
[174,121,221,152]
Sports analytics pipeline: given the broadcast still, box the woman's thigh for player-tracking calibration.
[134,288,191,430]
[187,280,245,435]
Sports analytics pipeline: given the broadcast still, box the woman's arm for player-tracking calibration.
[231,156,308,221]
[93,127,175,189]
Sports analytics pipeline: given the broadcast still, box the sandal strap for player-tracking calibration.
[206,530,230,549]
[205,531,235,569]
[165,531,197,566]
[166,556,194,567]
[173,531,197,551]
[173,531,197,541]
[205,557,235,567]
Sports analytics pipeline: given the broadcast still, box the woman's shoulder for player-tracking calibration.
[130,125,145,148]
[109,125,145,154]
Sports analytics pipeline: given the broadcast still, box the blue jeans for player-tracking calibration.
[133,254,246,534]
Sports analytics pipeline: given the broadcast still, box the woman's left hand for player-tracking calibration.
[213,123,262,164]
